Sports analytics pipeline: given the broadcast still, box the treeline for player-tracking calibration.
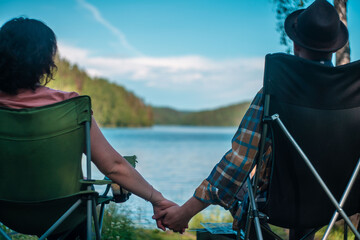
[49,57,153,127]
[50,57,250,127]
[153,102,250,126]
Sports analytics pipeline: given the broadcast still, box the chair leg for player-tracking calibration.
[243,206,253,240]
[322,158,360,240]
[92,199,101,240]
[0,226,11,240]
[260,224,283,240]
[273,115,360,239]
[98,203,106,233]
[356,217,360,240]
[344,222,348,240]
[87,198,92,240]
[39,199,82,240]
[246,178,263,240]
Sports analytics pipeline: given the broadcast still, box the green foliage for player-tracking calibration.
[268,225,289,239]
[153,102,250,126]
[268,221,358,240]
[49,56,153,127]
[1,204,357,240]
[101,203,195,240]
[0,224,37,239]
[315,223,356,240]
[48,56,250,127]
[101,203,138,239]
[189,206,233,229]
[0,203,195,240]
[188,207,358,240]
[272,0,310,53]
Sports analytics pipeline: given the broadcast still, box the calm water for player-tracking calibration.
[88,125,237,227]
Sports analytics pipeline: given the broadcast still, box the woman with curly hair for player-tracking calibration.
[0,17,174,236]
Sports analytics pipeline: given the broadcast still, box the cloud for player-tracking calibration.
[58,42,264,109]
[77,0,143,56]
[71,0,264,109]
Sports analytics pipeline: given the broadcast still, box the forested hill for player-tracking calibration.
[153,102,250,126]
[49,57,153,127]
[50,57,250,127]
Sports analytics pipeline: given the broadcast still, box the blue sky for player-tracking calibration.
[1,0,359,110]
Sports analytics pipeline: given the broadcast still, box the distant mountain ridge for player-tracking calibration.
[153,102,250,126]
[50,57,250,127]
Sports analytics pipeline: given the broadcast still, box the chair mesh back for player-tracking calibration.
[0,96,92,201]
[262,53,360,228]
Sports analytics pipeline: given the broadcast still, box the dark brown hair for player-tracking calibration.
[0,17,57,94]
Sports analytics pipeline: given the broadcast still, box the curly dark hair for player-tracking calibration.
[0,17,57,94]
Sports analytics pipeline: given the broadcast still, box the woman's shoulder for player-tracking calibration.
[0,86,80,109]
[37,86,79,100]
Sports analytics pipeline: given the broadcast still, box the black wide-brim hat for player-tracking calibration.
[285,0,348,52]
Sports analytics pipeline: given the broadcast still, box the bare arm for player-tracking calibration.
[89,118,177,229]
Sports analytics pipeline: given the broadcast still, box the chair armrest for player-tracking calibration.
[124,155,137,167]
[80,155,137,202]
[79,179,113,185]
[80,155,137,185]
[111,183,132,203]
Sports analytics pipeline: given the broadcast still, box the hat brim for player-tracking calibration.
[284,9,349,52]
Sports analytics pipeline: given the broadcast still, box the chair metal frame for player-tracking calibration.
[242,106,360,240]
[0,97,135,239]
[0,107,105,240]
[239,54,360,240]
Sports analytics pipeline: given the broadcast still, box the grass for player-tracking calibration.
[1,204,358,240]
[315,223,356,240]
[189,206,233,230]
[0,203,195,240]
[101,203,195,240]
[0,225,37,240]
[268,222,358,240]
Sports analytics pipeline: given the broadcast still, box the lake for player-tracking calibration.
[88,125,238,227]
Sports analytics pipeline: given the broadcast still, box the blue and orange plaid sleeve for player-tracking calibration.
[194,89,266,209]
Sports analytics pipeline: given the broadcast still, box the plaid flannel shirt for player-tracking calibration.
[193,88,272,230]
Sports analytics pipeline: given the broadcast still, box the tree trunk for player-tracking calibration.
[334,0,350,65]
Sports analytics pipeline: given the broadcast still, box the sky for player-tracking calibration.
[1,0,359,111]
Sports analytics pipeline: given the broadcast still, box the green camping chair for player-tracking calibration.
[0,96,135,239]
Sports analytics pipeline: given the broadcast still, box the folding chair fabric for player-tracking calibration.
[0,192,95,235]
[0,96,95,236]
[262,53,360,228]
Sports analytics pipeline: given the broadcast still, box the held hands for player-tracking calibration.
[151,197,180,231]
[152,204,190,233]
[151,196,207,233]
[146,186,186,232]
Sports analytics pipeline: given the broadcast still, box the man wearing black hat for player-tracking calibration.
[285,0,348,64]
[153,1,349,239]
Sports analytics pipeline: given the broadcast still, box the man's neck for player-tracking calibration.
[319,60,334,67]
[294,44,333,62]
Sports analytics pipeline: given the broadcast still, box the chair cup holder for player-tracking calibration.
[111,183,132,203]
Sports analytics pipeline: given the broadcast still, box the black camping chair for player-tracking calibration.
[240,53,360,240]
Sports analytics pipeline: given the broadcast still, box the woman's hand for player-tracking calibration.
[151,195,179,231]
